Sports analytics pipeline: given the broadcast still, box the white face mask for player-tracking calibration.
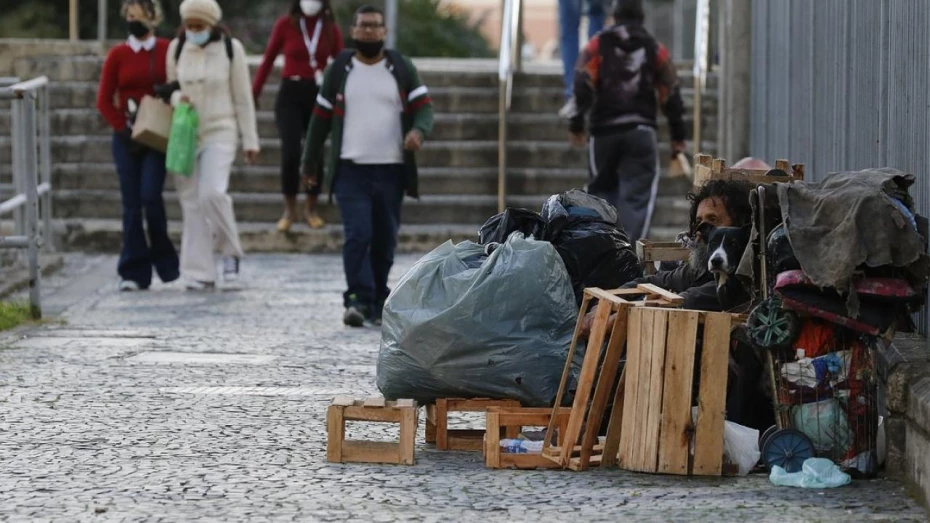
[300,0,323,16]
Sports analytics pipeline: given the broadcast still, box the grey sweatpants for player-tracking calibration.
[585,125,660,243]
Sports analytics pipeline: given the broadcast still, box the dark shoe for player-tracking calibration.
[119,280,143,292]
[343,294,370,327]
[372,300,385,327]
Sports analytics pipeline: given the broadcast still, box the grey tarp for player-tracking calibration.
[377,235,577,407]
[774,168,927,316]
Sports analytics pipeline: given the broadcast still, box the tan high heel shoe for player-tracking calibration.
[307,213,326,229]
[276,216,294,232]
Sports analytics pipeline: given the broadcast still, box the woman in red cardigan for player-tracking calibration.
[96,0,179,291]
[252,0,344,233]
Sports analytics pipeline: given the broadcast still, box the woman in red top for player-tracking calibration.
[96,0,179,291]
[252,0,344,232]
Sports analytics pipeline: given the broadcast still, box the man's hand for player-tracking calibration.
[672,140,687,154]
[244,150,259,165]
[180,95,192,106]
[404,129,424,151]
[569,131,587,148]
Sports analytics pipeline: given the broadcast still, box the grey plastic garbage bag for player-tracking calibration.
[377,235,577,407]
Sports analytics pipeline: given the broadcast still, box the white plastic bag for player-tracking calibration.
[769,457,852,488]
[724,421,761,476]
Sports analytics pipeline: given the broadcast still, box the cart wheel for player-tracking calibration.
[759,424,779,450]
[747,297,800,350]
[762,428,815,473]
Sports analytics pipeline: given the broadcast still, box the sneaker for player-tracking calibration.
[222,256,240,281]
[558,97,578,119]
[119,280,141,292]
[185,280,216,291]
[343,295,370,328]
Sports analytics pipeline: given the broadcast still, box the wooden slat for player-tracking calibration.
[499,453,563,470]
[485,411,502,468]
[617,307,644,469]
[341,441,400,464]
[631,308,656,472]
[568,454,603,471]
[425,405,437,444]
[637,284,684,306]
[332,396,356,407]
[578,303,629,470]
[489,412,557,427]
[395,399,416,408]
[448,433,486,451]
[446,398,519,411]
[775,159,790,171]
[601,367,626,467]
[641,309,669,473]
[544,294,592,451]
[344,406,403,423]
[398,406,417,465]
[559,300,613,466]
[691,312,732,476]
[657,310,700,475]
[434,400,449,450]
[584,287,630,306]
[326,405,345,463]
[364,397,386,408]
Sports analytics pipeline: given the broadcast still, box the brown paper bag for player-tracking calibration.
[668,152,692,178]
[131,95,173,153]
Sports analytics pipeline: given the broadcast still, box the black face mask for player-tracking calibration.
[353,39,384,59]
[127,20,150,38]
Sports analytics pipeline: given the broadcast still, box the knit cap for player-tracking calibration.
[179,0,222,25]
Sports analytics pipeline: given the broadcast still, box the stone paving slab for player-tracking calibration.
[0,254,927,521]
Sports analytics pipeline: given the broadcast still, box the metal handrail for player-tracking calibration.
[1,75,53,318]
[497,0,523,212]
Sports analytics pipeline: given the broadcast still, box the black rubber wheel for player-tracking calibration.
[762,428,816,473]
[747,297,800,350]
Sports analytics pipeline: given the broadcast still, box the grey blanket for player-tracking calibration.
[776,168,927,316]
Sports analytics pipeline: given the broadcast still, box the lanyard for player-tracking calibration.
[299,17,324,71]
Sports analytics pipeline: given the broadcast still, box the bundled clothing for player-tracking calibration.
[96,35,179,288]
[570,21,686,243]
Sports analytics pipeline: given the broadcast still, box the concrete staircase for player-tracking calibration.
[1,54,717,252]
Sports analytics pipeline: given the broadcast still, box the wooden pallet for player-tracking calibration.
[636,240,691,275]
[611,283,685,309]
[426,398,521,451]
[484,407,572,469]
[617,308,732,476]
[692,154,805,188]
[542,288,633,471]
[327,396,418,465]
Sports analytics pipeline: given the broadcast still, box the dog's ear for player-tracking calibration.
[695,222,716,242]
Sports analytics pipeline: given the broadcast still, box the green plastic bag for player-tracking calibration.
[165,102,199,177]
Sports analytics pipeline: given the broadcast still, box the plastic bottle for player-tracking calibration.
[499,439,544,454]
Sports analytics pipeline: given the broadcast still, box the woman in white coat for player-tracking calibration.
[166,0,259,289]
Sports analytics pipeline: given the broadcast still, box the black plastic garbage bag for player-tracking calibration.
[377,234,577,407]
[541,190,643,303]
[478,207,546,244]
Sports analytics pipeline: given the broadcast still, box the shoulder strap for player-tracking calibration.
[385,49,412,92]
[174,33,186,62]
[225,35,234,61]
[325,49,356,99]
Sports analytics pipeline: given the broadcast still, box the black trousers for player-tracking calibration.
[275,78,322,197]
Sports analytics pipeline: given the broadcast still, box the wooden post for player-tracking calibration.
[70,0,79,41]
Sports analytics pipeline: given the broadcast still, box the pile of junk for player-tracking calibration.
[738,168,929,477]
[376,189,642,407]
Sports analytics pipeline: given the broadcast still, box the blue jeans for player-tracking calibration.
[559,0,606,99]
[112,132,179,287]
[333,162,405,309]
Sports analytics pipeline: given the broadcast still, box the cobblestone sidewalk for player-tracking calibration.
[0,254,926,522]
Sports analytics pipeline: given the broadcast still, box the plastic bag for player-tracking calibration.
[723,421,761,476]
[377,234,577,407]
[165,102,199,177]
[478,208,545,244]
[769,457,852,488]
[540,191,642,303]
[790,399,854,456]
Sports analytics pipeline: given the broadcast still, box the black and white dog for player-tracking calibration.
[704,224,752,310]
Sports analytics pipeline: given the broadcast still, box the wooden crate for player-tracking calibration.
[612,283,685,309]
[426,398,521,451]
[692,154,805,188]
[617,308,732,476]
[484,407,572,469]
[326,396,418,465]
[636,240,691,275]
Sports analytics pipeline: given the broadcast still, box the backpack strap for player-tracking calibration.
[324,49,357,100]
[385,49,413,95]
[224,35,234,61]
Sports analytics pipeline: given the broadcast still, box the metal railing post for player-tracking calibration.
[385,0,398,49]
[98,0,108,46]
[11,92,25,239]
[39,86,54,250]
[13,95,42,318]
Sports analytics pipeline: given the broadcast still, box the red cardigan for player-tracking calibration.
[252,15,344,100]
[96,39,169,131]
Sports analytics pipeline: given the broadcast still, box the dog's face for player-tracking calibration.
[706,225,751,281]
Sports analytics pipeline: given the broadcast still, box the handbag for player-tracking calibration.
[131,95,173,153]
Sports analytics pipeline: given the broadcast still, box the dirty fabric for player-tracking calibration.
[776,168,927,316]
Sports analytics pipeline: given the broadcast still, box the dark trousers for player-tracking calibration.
[333,162,405,309]
[112,132,179,287]
[586,125,660,243]
[275,78,322,197]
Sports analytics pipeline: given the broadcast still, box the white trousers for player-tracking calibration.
[175,143,244,283]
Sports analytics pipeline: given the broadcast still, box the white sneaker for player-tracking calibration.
[222,256,240,282]
[558,98,578,119]
[119,280,141,292]
[185,280,216,291]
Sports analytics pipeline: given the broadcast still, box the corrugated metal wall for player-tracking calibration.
[750,0,930,334]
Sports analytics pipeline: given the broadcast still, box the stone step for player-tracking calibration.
[1,108,718,144]
[0,135,719,170]
[52,189,692,229]
[52,218,685,254]
[34,162,695,198]
[22,82,718,116]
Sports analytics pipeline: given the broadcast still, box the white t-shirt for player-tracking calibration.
[340,57,404,164]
